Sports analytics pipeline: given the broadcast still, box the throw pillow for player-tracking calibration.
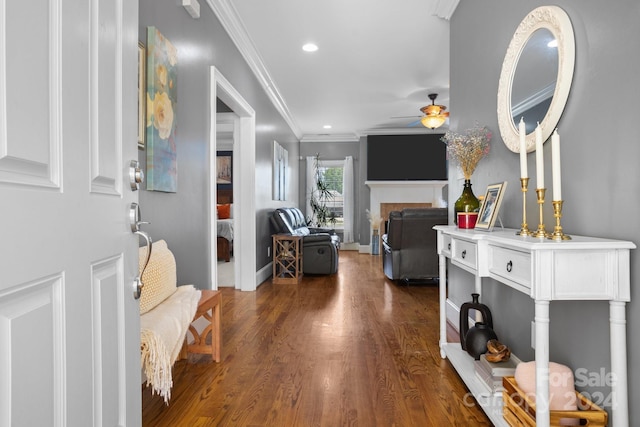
[217,203,231,219]
[514,361,578,426]
[139,239,178,314]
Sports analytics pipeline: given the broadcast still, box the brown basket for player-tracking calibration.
[502,376,608,427]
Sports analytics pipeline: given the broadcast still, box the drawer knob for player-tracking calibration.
[448,243,451,250]
[462,250,467,259]
[506,260,513,272]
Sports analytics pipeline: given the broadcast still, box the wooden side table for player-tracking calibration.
[181,289,222,362]
[272,234,303,284]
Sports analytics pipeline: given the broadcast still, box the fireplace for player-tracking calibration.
[365,180,447,251]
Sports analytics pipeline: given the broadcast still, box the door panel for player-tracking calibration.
[90,0,121,196]
[0,0,140,425]
[0,275,64,426]
[0,0,62,189]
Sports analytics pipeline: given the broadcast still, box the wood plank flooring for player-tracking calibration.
[142,251,492,426]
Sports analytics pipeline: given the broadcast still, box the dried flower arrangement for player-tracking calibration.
[441,124,492,180]
[366,209,382,231]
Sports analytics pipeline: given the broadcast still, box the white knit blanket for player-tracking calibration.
[140,285,201,403]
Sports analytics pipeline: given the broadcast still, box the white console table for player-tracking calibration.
[434,225,635,427]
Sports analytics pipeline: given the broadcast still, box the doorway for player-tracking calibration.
[216,112,237,288]
[209,67,257,292]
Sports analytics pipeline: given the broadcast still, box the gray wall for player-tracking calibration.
[451,0,640,421]
[139,2,299,287]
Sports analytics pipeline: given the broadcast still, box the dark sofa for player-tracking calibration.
[382,208,448,282]
[269,207,339,275]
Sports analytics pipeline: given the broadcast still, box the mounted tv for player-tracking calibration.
[367,134,447,181]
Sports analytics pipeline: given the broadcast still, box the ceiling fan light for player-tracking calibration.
[421,115,447,129]
[419,93,449,128]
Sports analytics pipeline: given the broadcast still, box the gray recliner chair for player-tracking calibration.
[382,208,448,282]
[270,207,339,275]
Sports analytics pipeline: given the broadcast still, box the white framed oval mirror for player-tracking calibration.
[497,6,575,153]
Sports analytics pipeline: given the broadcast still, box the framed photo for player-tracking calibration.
[475,182,508,231]
[272,140,288,201]
[217,151,232,185]
[138,42,146,149]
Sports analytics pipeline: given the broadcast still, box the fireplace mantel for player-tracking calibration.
[365,180,448,214]
[365,180,448,188]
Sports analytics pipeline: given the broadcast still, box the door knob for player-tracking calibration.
[129,160,145,191]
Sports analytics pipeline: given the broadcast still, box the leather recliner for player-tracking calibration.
[269,207,339,275]
[382,208,448,282]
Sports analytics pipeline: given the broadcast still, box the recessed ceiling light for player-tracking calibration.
[323,125,332,129]
[547,39,558,48]
[302,43,318,52]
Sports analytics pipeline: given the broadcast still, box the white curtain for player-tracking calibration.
[342,156,354,243]
[305,156,317,223]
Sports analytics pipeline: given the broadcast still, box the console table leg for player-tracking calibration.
[438,254,447,358]
[535,300,550,427]
[610,301,629,426]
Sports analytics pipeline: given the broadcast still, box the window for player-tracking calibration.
[317,163,344,228]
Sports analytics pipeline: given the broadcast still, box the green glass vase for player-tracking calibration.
[454,179,480,224]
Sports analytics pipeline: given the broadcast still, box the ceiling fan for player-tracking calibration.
[392,93,450,128]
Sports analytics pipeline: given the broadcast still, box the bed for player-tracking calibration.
[217,189,234,262]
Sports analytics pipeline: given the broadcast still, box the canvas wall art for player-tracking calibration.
[146,27,177,192]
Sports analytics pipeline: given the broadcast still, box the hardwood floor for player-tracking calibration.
[142,251,492,426]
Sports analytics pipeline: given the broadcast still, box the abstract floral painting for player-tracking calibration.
[146,27,177,192]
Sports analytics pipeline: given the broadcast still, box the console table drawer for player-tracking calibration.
[452,238,477,270]
[441,234,452,256]
[488,245,531,290]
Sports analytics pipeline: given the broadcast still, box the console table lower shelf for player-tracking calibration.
[442,343,508,427]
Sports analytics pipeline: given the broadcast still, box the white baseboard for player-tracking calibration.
[257,261,272,287]
[446,297,476,336]
[340,242,359,251]
[446,298,460,332]
[358,244,370,254]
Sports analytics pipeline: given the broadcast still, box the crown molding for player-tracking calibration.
[363,126,448,136]
[430,0,460,20]
[206,0,303,140]
[300,134,361,143]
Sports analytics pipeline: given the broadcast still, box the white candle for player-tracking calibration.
[519,117,528,179]
[552,129,561,201]
[535,123,544,189]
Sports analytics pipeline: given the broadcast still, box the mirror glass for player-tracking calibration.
[511,29,558,134]
[497,6,575,153]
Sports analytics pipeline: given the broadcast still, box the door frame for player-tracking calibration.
[209,67,257,291]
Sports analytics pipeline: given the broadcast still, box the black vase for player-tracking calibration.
[459,293,493,351]
[464,322,498,360]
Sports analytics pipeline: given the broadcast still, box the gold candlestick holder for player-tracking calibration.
[517,178,532,236]
[550,200,571,240]
[533,188,549,238]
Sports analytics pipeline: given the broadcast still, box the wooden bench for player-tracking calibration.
[180,289,222,362]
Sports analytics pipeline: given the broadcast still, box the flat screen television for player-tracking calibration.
[367,134,447,181]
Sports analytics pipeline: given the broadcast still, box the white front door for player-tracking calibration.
[0,1,140,426]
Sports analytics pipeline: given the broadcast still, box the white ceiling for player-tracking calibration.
[207,0,459,141]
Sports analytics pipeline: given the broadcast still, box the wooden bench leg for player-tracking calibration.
[182,290,221,362]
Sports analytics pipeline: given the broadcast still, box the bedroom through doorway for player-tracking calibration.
[216,110,236,288]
